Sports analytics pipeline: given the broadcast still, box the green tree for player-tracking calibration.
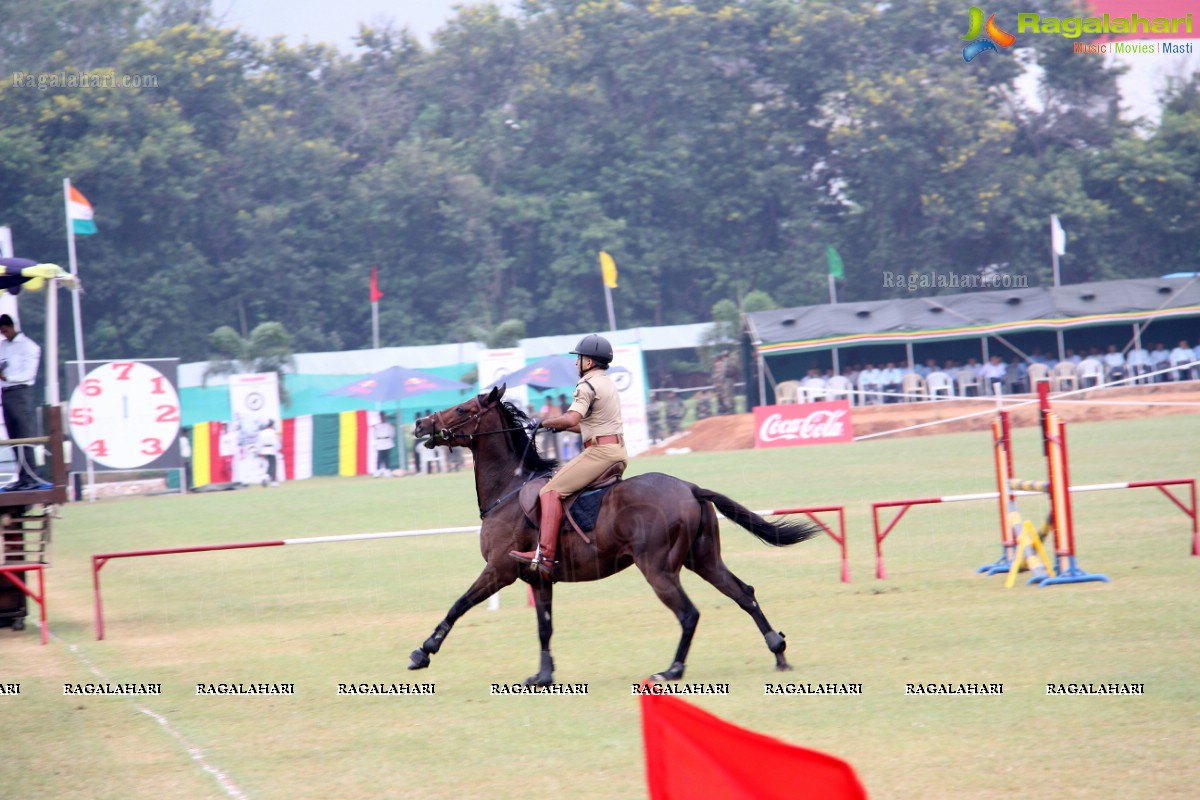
[204,321,296,404]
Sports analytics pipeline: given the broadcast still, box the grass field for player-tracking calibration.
[4,414,1199,799]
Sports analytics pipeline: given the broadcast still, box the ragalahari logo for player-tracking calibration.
[962,7,1016,62]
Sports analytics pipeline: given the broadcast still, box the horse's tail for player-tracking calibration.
[691,486,821,547]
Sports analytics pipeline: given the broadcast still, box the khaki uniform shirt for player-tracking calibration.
[545,366,626,497]
[568,367,623,443]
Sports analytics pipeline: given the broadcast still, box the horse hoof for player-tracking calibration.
[524,675,552,688]
[407,649,430,670]
[775,662,794,672]
[649,663,686,683]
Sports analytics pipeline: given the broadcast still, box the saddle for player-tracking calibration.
[518,462,626,543]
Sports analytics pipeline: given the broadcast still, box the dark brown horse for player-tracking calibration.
[407,385,820,684]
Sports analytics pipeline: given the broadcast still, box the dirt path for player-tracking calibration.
[645,383,1200,453]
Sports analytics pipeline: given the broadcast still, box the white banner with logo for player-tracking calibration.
[612,343,650,457]
[229,372,282,483]
[477,347,529,412]
[754,401,853,448]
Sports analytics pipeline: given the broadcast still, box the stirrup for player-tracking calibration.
[510,547,554,576]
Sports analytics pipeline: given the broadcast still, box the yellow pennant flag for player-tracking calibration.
[599,250,618,289]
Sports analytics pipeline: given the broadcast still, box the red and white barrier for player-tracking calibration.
[90,525,480,640]
[91,503,849,640]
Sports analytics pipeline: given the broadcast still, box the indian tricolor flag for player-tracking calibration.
[68,185,97,236]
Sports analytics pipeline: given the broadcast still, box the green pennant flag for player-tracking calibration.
[826,245,844,280]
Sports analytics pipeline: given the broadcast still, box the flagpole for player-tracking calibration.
[371,301,380,350]
[1050,214,1061,287]
[828,273,838,305]
[64,177,95,500]
[604,284,617,332]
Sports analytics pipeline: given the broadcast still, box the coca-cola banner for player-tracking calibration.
[754,401,854,448]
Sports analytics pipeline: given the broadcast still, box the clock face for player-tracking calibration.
[68,361,182,469]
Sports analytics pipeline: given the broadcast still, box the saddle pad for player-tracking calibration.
[567,484,614,533]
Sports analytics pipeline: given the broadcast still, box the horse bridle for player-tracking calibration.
[422,394,531,447]
[423,395,547,517]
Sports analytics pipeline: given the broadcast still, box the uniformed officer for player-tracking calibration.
[665,390,685,434]
[713,351,738,415]
[510,334,627,578]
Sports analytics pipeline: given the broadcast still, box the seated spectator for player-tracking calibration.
[879,362,903,404]
[1126,344,1152,384]
[1102,344,1127,381]
[978,355,1006,396]
[1005,357,1028,394]
[1028,346,1052,366]
[1062,348,1082,365]
[857,363,882,405]
[1150,342,1171,382]
[1169,340,1197,381]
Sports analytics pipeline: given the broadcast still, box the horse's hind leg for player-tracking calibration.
[525,579,555,687]
[687,550,793,672]
[639,566,700,682]
[408,565,513,671]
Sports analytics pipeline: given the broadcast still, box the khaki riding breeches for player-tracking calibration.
[541,442,627,498]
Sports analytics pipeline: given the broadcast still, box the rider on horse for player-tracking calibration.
[510,333,627,578]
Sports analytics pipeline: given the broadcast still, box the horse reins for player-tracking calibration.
[421,398,548,519]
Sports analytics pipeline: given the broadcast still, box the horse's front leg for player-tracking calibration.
[525,579,555,687]
[408,565,512,671]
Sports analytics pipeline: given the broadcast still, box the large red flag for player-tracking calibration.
[641,690,868,800]
[370,266,384,303]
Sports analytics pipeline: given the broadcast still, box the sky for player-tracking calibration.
[219,0,1195,123]
[219,0,517,48]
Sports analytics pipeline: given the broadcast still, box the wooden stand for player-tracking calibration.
[0,405,67,643]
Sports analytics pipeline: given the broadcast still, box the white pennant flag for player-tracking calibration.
[1051,214,1066,256]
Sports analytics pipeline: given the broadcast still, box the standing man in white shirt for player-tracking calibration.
[0,314,45,491]
[372,413,396,477]
[256,419,281,487]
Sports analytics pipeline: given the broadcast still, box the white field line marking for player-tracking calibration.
[56,634,251,800]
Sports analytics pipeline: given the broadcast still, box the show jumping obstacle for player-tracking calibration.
[872,383,1198,583]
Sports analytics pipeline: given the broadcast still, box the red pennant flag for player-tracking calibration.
[370,266,384,303]
[641,690,868,800]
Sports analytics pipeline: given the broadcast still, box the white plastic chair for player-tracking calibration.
[1076,359,1104,389]
[926,371,953,399]
[955,369,981,398]
[1026,362,1051,392]
[775,380,801,404]
[801,378,828,403]
[1051,361,1078,392]
[826,375,854,405]
[901,373,927,402]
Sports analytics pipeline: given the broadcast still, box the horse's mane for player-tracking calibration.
[498,401,560,474]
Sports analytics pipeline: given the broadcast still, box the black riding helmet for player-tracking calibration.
[570,334,613,365]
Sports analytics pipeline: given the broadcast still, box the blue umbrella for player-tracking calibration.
[486,354,579,392]
[325,366,472,476]
[325,366,471,402]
